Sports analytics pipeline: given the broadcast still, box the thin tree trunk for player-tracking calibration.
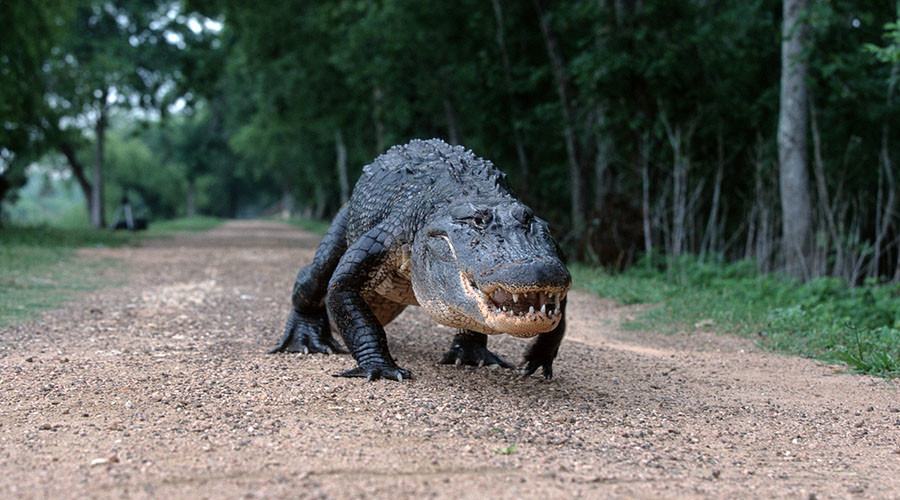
[373,86,385,153]
[594,109,613,214]
[809,96,843,278]
[593,0,617,214]
[281,184,293,219]
[777,0,813,278]
[660,112,696,258]
[701,134,724,256]
[335,129,349,205]
[91,89,109,229]
[443,97,462,145]
[186,180,197,217]
[533,0,586,228]
[491,0,530,178]
[640,133,652,261]
[60,140,92,208]
[0,174,10,221]
[876,60,899,280]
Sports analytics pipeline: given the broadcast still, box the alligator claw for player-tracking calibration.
[335,363,413,382]
[270,310,347,355]
[440,342,514,370]
[519,359,554,380]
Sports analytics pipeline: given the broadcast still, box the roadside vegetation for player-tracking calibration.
[285,217,331,236]
[0,217,224,327]
[573,257,900,377]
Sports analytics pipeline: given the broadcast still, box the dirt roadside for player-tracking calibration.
[1,220,898,499]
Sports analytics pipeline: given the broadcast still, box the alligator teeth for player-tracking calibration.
[528,305,534,314]
[512,293,519,303]
[540,304,546,314]
[502,305,508,312]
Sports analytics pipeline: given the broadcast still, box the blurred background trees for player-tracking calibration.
[2,0,900,282]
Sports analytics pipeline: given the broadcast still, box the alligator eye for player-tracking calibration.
[467,210,492,230]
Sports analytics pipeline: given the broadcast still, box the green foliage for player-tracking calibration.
[865,21,900,64]
[574,257,900,377]
[0,226,134,327]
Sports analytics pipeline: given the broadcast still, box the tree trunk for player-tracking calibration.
[0,174,9,220]
[640,134,652,261]
[335,129,349,205]
[186,179,197,217]
[701,134,725,257]
[777,0,813,278]
[442,97,462,145]
[879,59,899,280]
[60,141,92,205]
[594,109,613,214]
[533,0,586,228]
[593,0,618,215]
[280,184,294,219]
[809,96,843,278]
[491,0,530,179]
[91,90,109,229]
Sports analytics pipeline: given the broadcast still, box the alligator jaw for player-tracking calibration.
[460,272,567,337]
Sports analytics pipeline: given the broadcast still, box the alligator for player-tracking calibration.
[271,139,571,381]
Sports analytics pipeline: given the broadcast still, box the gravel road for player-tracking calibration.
[1,220,898,499]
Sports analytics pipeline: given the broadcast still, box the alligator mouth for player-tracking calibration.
[460,272,568,337]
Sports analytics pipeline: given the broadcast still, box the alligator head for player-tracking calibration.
[410,198,571,338]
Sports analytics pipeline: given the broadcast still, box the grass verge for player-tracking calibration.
[144,216,224,237]
[284,217,331,235]
[572,255,900,377]
[0,216,224,328]
[0,226,135,327]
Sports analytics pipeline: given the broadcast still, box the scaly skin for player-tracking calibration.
[271,139,571,381]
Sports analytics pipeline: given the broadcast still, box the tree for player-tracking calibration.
[44,0,211,227]
[777,0,813,277]
[0,1,72,214]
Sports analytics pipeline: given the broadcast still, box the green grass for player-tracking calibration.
[144,216,224,236]
[285,217,331,235]
[0,216,224,328]
[572,255,900,377]
[0,226,135,327]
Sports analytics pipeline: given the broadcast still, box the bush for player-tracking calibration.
[573,256,900,377]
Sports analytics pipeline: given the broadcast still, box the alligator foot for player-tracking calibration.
[440,331,514,369]
[519,341,557,380]
[269,310,346,354]
[335,362,413,382]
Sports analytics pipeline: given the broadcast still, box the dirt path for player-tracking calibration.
[1,220,898,499]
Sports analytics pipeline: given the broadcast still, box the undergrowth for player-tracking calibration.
[572,255,900,377]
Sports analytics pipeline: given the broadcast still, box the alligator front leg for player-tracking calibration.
[440,330,514,369]
[270,206,349,354]
[328,227,412,382]
[521,298,567,380]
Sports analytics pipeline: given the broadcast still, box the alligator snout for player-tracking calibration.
[474,259,571,293]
